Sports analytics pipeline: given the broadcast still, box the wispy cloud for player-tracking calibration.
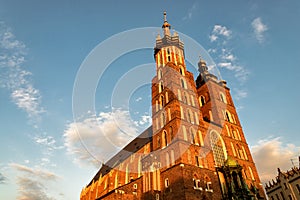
[209,25,232,42]
[10,163,60,200]
[10,163,60,180]
[34,135,64,156]
[0,22,44,120]
[251,17,268,44]
[233,89,248,100]
[210,47,249,82]
[16,177,55,200]
[63,108,139,168]
[0,172,7,184]
[251,137,300,183]
[182,2,198,20]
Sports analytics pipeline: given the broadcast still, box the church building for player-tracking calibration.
[80,12,266,200]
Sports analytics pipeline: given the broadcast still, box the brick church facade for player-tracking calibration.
[80,12,266,200]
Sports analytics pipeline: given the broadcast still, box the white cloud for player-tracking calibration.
[221,49,236,62]
[10,163,61,200]
[209,34,218,42]
[217,49,249,82]
[210,25,232,42]
[209,26,249,82]
[251,137,300,184]
[137,114,151,126]
[63,108,139,168]
[251,17,268,44]
[135,97,142,102]
[0,22,44,120]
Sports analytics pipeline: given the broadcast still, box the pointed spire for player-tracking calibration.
[163,11,167,22]
[162,11,171,36]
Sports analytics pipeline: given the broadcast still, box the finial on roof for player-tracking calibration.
[164,11,167,22]
[162,11,171,36]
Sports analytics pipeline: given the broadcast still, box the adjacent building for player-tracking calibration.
[80,12,266,200]
[265,160,300,200]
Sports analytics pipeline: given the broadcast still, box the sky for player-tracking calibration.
[0,0,300,199]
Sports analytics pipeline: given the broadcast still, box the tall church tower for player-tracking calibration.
[79,12,266,200]
[145,11,265,199]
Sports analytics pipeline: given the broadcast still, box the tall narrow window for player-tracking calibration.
[242,146,248,160]
[179,65,185,76]
[225,111,231,122]
[191,95,195,106]
[182,126,187,141]
[169,126,173,141]
[198,131,204,146]
[232,114,237,124]
[158,69,162,80]
[168,108,171,121]
[220,92,227,103]
[163,130,168,147]
[194,112,199,125]
[165,92,169,103]
[226,125,230,136]
[187,109,192,122]
[209,110,213,121]
[200,96,205,107]
[161,112,166,127]
[138,156,142,177]
[115,172,119,188]
[180,78,186,89]
[177,89,182,101]
[179,67,183,75]
[231,142,237,157]
[195,156,200,167]
[125,164,129,184]
[165,178,169,188]
[157,136,161,148]
[236,129,241,140]
[190,127,197,144]
[180,106,184,119]
[159,82,163,93]
[248,167,255,180]
[160,95,164,107]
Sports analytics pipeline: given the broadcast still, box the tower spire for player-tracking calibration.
[163,11,167,22]
[162,11,171,36]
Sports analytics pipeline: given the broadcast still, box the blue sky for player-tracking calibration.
[0,0,300,199]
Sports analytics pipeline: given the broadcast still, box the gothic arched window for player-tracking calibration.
[210,130,227,167]
[220,92,227,103]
